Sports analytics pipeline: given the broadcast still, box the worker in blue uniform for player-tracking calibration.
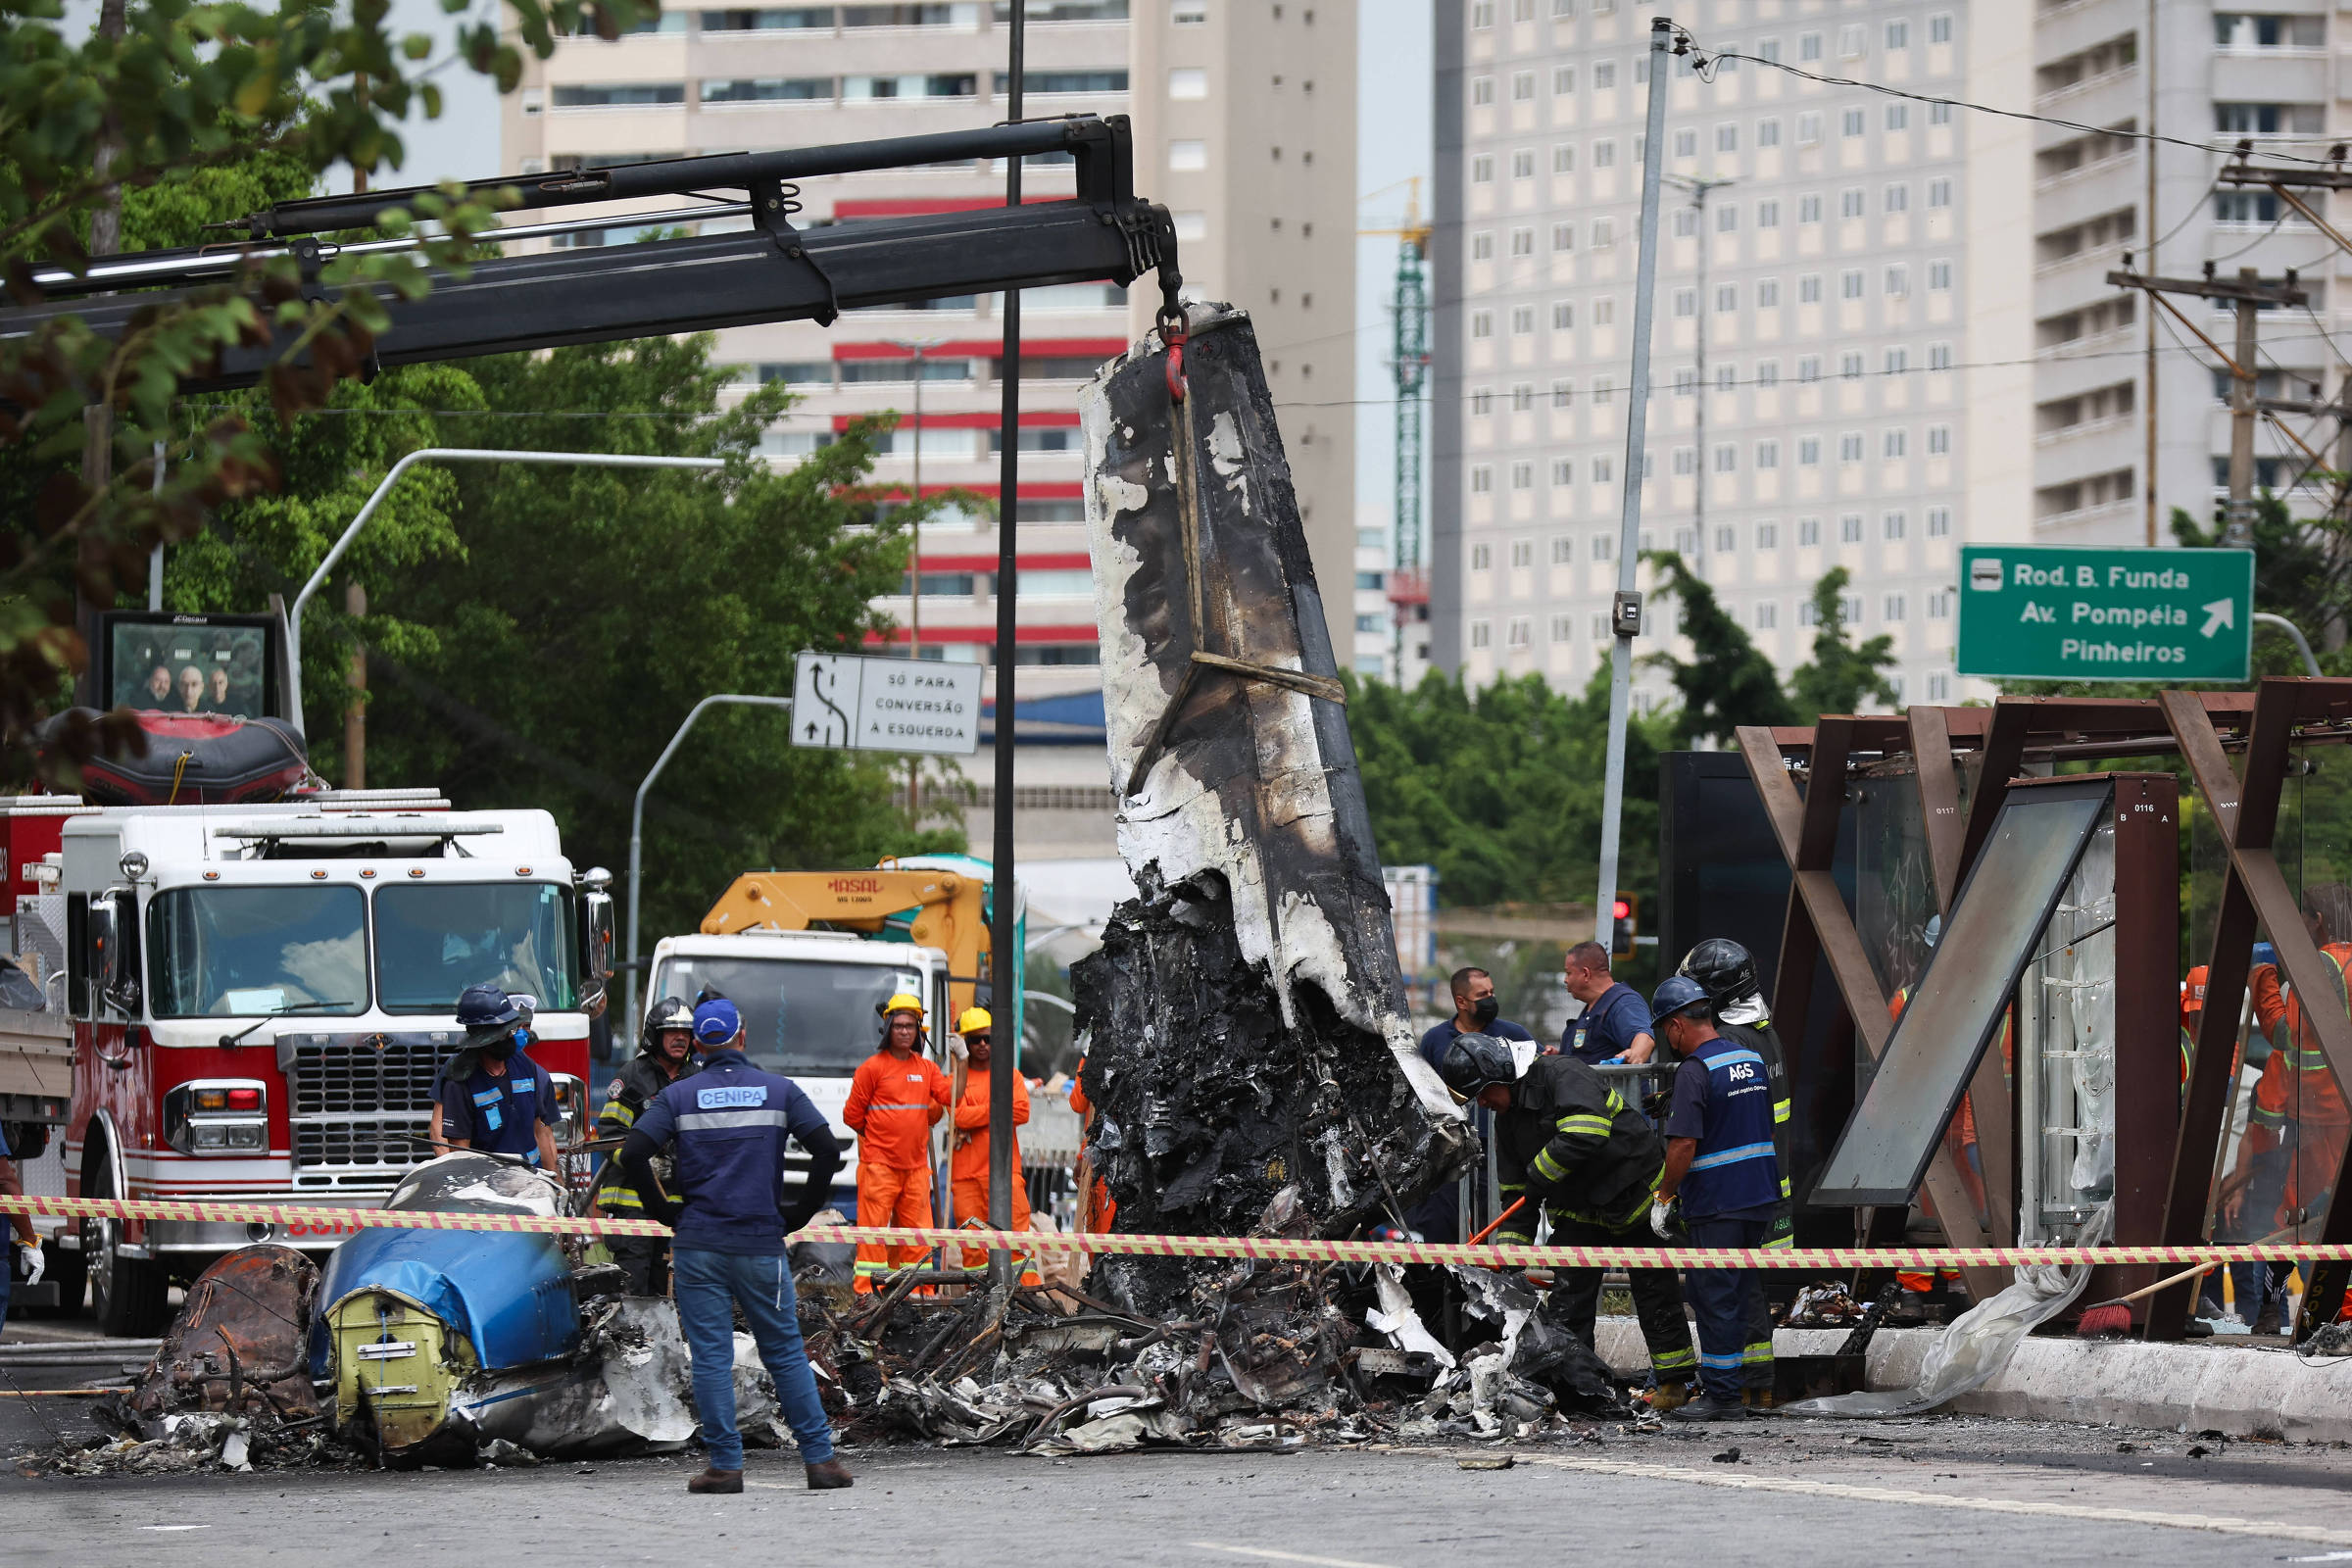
[623,998,853,1494]
[433,983,561,1169]
[1649,975,1783,1423]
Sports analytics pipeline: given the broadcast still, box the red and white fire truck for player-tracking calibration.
[1,784,614,1333]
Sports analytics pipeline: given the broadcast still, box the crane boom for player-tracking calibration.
[0,116,1178,393]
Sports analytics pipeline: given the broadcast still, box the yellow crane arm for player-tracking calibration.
[700,867,990,1017]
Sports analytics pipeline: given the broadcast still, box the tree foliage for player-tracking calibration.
[1787,565,1900,720]
[1642,549,1796,746]
[0,0,646,767]
[1347,666,1670,911]
[160,332,957,946]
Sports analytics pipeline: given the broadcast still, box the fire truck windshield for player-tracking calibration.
[648,956,923,1078]
[147,886,368,1018]
[374,882,578,1014]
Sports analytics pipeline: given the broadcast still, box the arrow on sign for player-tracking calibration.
[2201,599,2235,639]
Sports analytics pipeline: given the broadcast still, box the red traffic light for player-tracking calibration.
[1612,899,1632,920]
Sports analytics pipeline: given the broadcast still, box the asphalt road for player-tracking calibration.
[12,1391,2352,1566]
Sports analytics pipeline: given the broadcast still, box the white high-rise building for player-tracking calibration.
[1429,0,2350,709]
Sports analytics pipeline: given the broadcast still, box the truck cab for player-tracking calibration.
[642,929,954,1206]
[32,793,613,1333]
[639,853,1024,1212]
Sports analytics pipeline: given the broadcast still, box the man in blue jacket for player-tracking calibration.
[623,998,852,1493]
[1650,975,1783,1422]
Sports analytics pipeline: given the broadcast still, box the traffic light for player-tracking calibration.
[1611,893,1638,959]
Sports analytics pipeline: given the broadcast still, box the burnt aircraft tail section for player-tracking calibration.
[1075,304,1467,1295]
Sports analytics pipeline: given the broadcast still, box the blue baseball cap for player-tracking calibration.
[693,998,742,1045]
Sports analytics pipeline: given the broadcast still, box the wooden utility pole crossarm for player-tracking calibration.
[2110,264,2308,548]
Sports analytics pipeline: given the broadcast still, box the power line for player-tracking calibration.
[1679,28,2352,170]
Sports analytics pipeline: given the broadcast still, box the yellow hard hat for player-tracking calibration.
[957,1006,993,1035]
[881,993,925,1019]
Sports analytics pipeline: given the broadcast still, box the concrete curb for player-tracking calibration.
[1592,1319,2352,1441]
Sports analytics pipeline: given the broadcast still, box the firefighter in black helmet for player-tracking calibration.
[1677,937,1793,1406]
[1440,1031,1700,1408]
[592,997,702,1293]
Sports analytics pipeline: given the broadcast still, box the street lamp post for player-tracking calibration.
[623,692,795,1032]
[285,448,726,737]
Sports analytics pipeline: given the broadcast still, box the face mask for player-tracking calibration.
[1470,997,1500,1029]
[480,1033,515,1062]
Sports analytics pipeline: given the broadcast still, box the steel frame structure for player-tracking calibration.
[1732,687,2352,1333]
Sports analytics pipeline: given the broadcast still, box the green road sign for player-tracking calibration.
[1956,545,2253,683]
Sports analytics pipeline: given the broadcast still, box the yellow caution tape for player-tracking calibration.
[0,1194,2337,1271]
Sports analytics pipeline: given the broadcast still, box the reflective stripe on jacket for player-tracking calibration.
[1493,1054,1668,1239]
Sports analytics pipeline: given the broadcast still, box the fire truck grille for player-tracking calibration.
[294,1118,431,1173]
[280,1030,466,1174]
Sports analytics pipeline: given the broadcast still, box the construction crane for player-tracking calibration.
[1359,178,1432,683]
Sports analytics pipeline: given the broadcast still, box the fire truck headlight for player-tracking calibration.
[165,1080,270,1156]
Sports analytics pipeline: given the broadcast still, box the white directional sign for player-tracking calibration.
[791,651,982,757]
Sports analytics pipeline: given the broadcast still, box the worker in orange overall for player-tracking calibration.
[2232,890,2352,1329]
[842,993,950,1294]
[1069,1055,1116,1232]
[949,1007,1040,1283]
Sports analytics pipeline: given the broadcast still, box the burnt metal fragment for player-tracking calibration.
[1074,304,1469,1295]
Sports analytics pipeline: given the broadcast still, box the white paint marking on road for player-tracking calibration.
[138,1525,212,1532]
[2287,1554,2352,1563]
[1189,1543,1400,1568]
[1379,1446,2352,1549]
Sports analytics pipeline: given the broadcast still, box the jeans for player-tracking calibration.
[1685,1212,1771,1402]
[672,1247,835,1470]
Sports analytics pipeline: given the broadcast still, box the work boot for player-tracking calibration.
[1636,1380,1692,1412]
[688,1468,745,1494]
[1667,1394,1750,1422]
[806,1458,855,1491]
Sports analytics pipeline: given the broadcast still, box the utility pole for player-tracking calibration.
[2106,261,2306,549]
[1665,173,1734,575]
[988,0,1029,1288]
[1595,18,1672,952]
[74,0,129,705]
[344,582,367,789]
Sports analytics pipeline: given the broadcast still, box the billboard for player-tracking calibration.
[101,612,280,721]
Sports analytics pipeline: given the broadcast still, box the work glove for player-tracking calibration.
[1649,1200,1674,1241]
[16,1239,42,1287]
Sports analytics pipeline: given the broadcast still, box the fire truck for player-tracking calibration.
[2,787,614,1334]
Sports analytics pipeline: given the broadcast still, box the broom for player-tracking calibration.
[2076,1263,2214,1337]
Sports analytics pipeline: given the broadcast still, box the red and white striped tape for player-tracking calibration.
[0,1193,2337,1271]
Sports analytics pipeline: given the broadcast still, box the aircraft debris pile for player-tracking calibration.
[1074,303,1470,1312]
[791,1216,1631,1456]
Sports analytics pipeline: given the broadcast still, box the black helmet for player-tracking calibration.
[642,996,695,1054]
[1440,1032,1527,1103]
[1679,937,1759,1009]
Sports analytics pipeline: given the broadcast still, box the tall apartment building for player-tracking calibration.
[2037,0,2344,544]
[1430,0,2349,710]
[503,0,1359,687]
